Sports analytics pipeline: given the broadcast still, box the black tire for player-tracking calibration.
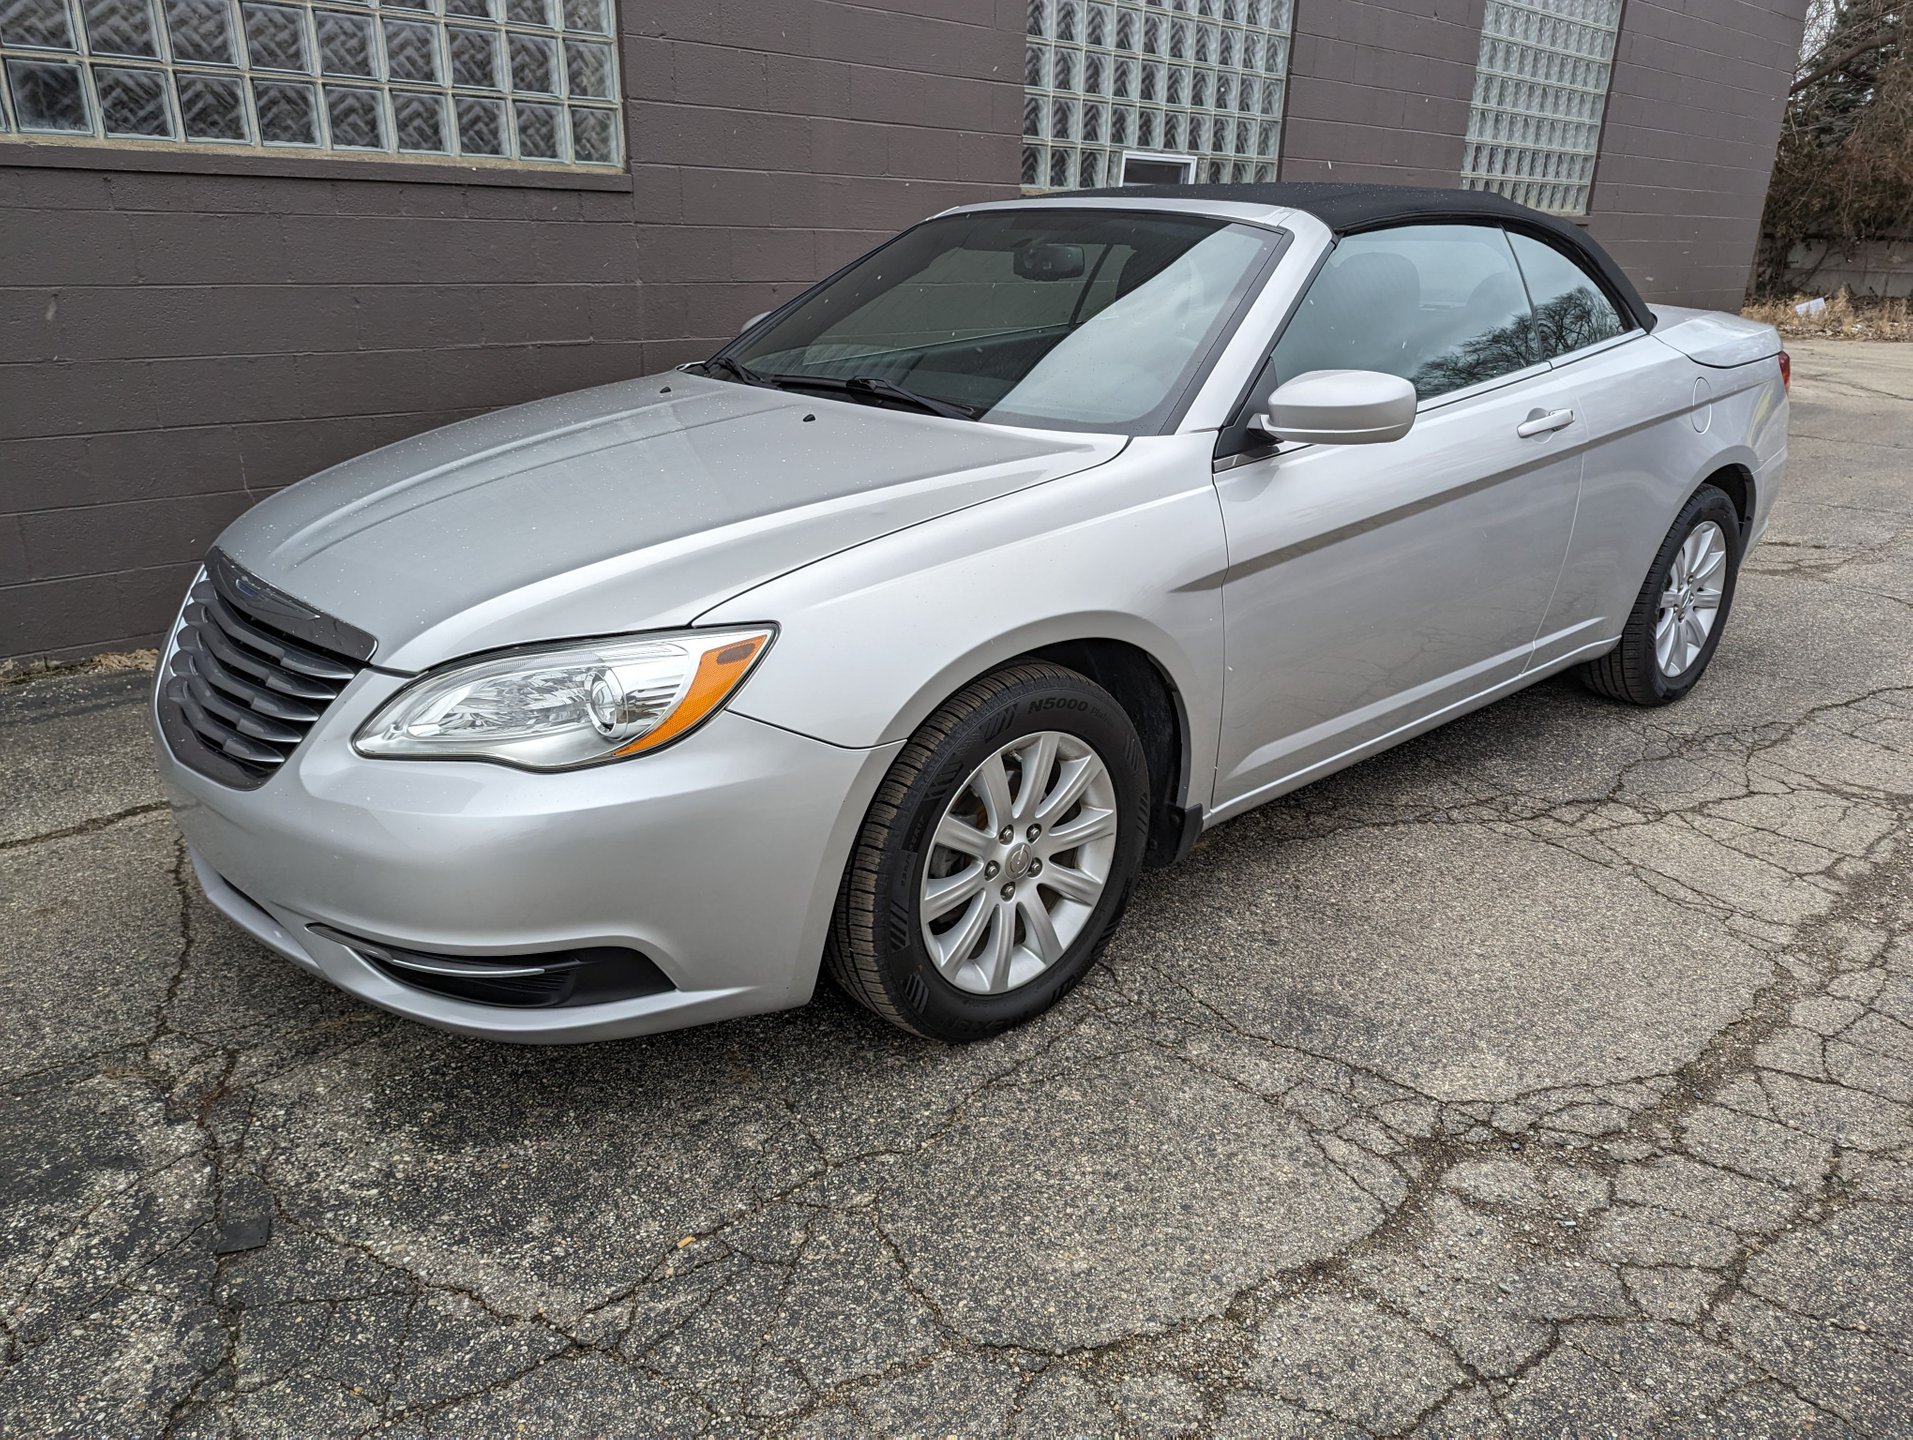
[1579,483,1743,707]
[826,662,1151,1041]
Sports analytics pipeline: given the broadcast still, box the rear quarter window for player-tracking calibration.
[1509,233,1628,360]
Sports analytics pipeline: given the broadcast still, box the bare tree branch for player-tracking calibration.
[1755,0,1913,296]
[1791,16,1908,93]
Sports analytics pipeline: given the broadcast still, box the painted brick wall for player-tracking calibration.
[0,0,1808,664]
[1276,0,1805,314]
[1279,0,1490,187]
[0,0,1024,663]
[1586,0,1809,311]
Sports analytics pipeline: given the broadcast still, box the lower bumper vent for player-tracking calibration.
[309,925,674,1009]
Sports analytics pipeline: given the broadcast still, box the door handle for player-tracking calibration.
[1517,408,1576,437]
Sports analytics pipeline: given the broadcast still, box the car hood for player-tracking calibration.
[216,373,1125,671]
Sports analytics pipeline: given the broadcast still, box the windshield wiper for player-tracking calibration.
[699,355,776,388]
[844,374,978,420]
[763,372,977,421]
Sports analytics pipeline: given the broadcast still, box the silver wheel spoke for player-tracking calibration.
[1012,731,1058,823]
[1655,612,1679,669]
[1035,755,1100,826]
[1019,893,1063,964]
[976,752,1015,833]
[1691,590,1721,612]
[934,814,993,859]
[933,892,992,974]
[1043,805,1118,852]
[922,863,989,922]
[985,901,1017,992]
[1040,860,1103,904]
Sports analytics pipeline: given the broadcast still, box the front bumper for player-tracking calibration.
[153,667,900,1042]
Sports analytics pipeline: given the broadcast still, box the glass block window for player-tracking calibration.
[1023,0,1293,192]
[1461,0,1622,215]
[0,0,622,167]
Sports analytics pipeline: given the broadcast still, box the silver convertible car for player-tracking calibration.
[153,183,1789,1043]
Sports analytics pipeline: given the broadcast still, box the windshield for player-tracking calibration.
[719,209,1278,434]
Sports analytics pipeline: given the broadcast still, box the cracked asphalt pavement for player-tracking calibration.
[3,340,1911,1438]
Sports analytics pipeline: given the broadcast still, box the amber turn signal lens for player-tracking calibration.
[611,633,771,756]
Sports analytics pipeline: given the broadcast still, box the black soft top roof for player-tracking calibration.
[1056,181,1656,333]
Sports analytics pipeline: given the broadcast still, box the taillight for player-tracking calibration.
[1778,350,1791,392]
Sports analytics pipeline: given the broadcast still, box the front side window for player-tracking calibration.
[1270,224,1540,401]
[1509,232,1627,360]
[0,0,621,167]
[727,209,1278,434]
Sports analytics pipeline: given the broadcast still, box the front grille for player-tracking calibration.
[158,553,374,789]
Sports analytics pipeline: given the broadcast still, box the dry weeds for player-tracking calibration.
[1,648,159,687]
[1743,291,1913,340]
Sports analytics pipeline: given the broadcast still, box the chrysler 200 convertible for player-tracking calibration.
[153,183,1788,1042]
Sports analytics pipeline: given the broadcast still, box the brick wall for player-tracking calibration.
[1274,0,1805,315]
[1278,0,1489,187]
[0,0,1808,664]
[0,0,1024,663]
[1585,0,1809,312]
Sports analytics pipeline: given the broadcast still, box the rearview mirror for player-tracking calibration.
[742,310,771,333]
[1014,243,1087,281]
[1252,369,1417,446]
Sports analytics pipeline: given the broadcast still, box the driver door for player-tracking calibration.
[1211,224,1585,816]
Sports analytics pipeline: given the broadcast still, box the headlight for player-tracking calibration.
[355,627,774,770]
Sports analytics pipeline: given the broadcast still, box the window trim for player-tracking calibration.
[1278,220,1546,402]
[1413,357,1551,414]
[0,131,632,188]
[1213,226,1333,460]
[1503,225,1640,366]
[1119,149,1197,185]
[0,0,626,176]
[1216,217,1634,461]
[1219,220,1545,455]
[1543,326,1642,370]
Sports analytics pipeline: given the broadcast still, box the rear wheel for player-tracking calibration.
[1580,483,1741,706]
[827,662,1150,1040]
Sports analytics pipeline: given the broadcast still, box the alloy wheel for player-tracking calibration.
[1655,519,1727,677]
[918,730,1120,996]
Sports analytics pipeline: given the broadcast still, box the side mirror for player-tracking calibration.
[1252,369,1417,446]
[742,310,771,333]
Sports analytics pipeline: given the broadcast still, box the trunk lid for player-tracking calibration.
[1648,306,1782,368]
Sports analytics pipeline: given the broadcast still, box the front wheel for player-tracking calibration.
[1580,483,1742,706]
[826,662,1150,1040]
